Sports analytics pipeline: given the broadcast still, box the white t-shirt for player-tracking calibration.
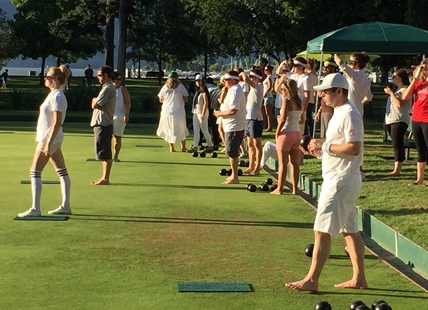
[158,83,188,117]
[385,89,412,125]
[114,86,126,119]
[339,64,372,115]
[239,81,250,94]
[222,84,247,132]
[290,72,311,104]
[36,89,67,143]
[263,75,273,98]
[322,102,364,185]
[246,82,264,120]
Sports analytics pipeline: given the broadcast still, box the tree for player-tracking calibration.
[0,9,19,67]
[130,0,201,83]
[10,0,105,84]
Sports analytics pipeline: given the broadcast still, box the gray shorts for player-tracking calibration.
[245,120,263,138]
[93,125,113,160]
[225,130,244,158]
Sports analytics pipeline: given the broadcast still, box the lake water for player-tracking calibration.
[2,67,86,77]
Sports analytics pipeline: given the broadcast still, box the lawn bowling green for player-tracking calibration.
[0,122,426,310]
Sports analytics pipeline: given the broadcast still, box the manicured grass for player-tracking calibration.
[0,122,426,309]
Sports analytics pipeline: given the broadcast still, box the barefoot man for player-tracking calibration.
[213,70,246,184]
[90,65,116,185]
[286,73,367,292]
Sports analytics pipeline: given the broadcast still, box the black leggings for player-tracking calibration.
[386,122,408,162]
[412,121,428,162]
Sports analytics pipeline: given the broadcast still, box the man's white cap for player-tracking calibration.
[313,73,349,91]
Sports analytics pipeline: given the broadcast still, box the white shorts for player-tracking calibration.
[216,116,223,125]
[37,141,62,156]
[113,118,127,136]
[314,178,362,235]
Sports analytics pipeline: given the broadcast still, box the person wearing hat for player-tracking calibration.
[239,69,264,175]
[189,74,214,152]
[286,73,367,292]
[214,70,247,184]
[156,71,189,152]
[315,60,337,138]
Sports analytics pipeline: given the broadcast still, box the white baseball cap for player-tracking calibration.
[313,73,349,91]
[195,74,203,81]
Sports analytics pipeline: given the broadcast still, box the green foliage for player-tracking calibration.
[65,86,99,112]
[8,88,46,110]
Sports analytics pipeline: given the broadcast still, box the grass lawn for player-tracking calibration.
[0,122,427,309]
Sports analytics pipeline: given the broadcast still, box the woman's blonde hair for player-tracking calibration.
[47,65,70,86]
[281,79,302,110]
[166,77,180,89]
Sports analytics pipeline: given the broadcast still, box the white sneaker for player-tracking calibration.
[360,171,366,181]
[48,206,72,215]
[18,208,41,217]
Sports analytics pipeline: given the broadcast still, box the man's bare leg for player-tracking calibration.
[223,157,239,184]
[285,231,331,292]
[91,159,112,185]
[334,232,368,289]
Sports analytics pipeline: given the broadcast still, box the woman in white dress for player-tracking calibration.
[18,65,72,217]
[156,71,189,152]
[112,72,131,162]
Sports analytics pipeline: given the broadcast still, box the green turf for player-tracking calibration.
[0,122,426,309]
[177,282,252,292]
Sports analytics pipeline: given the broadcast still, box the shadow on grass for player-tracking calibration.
[328,254,378,261]
[314,288,428,299]
[365,207,428,216]
[70,213,313,229]
[119,160,228,167]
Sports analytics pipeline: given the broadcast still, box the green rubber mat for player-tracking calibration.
[86,158,98,161]
[14,215,69,221]
[21,180,60,184]
[135,144,163,147]
[177,282,252,292]
[0,131,14,134]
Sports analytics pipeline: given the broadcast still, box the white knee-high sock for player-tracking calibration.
[30,170,42,212]
[56,168,71,209]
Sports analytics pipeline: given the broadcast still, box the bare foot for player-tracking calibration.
[91,179,110,185]
[389,171,400,176]
[243,168,253,174]
[181,148,188,152]
[408,181,423,186]
[170,148,176,152]
[285,279,318,292]
[220,148,226,153]
[222,179,239,184]
[249,170,260,176]
[334,279,368,289]
[113,159,120,162]
[270,189,282,195]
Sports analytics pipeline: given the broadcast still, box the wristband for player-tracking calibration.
[321,142,335,156]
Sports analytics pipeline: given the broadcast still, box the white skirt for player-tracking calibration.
[157,115,189,143]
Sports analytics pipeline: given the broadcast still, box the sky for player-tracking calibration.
[0,0,128,70]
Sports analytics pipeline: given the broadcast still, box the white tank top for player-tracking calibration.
[114,86,126,119]
[281,110,301,132]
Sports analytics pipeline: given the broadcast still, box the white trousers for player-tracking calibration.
[193,112,213,147]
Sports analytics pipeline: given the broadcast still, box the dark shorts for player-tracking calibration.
[245,120,263,138]
[225,130,244,158]
[93,125,113,160]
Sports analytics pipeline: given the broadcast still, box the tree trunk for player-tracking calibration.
[105,15,115,68]
[138,59,141,78]
[56,58,61,67]
[39,57,46,86]
[117,0,127,85]
[204,50,208,78]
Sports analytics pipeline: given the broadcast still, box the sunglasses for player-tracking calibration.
[44,75,56,80]
[97,74,103,77]
[115,77,122,81]
[347,61,357,65]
